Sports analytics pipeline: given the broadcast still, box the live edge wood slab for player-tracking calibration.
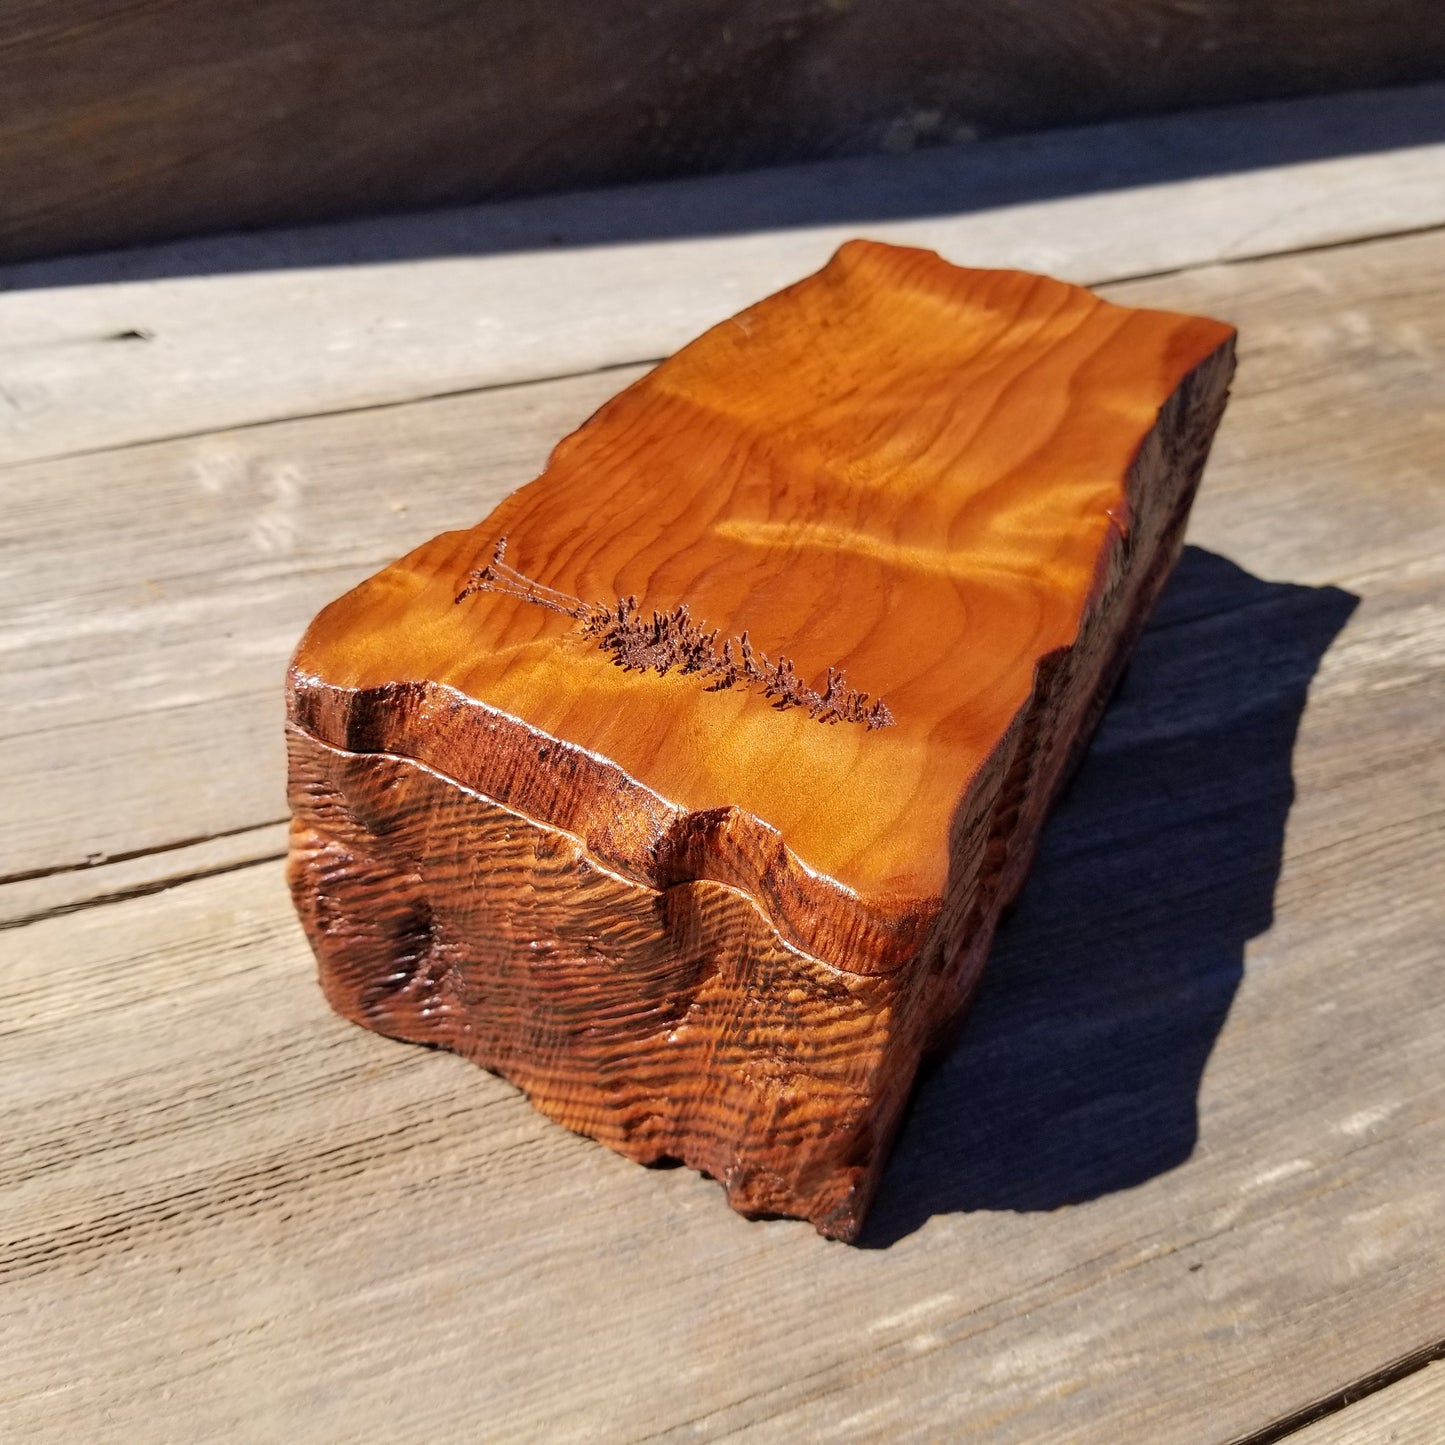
[286,240,1235,1241]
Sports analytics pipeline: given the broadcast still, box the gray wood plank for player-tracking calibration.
[3,89,1444,466]
[1283,1364,1445,1445]
[2,2,1440,265]
[4,225,1443,888]
[0,544,1439,1441]
[0,821,288,931]
[0,363,632,886]
[12,86,1444,292]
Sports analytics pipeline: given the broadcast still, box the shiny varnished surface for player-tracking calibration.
[9,123,1445,1439]
[294,241,1234,907]
[289,732,906,1232]
[289,241,1235,1234]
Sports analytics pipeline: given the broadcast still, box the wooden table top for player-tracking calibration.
[2,87,1442,1444]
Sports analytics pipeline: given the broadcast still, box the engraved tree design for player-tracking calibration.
[456,538,895,729]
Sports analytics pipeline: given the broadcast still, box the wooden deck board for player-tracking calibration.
[3,227,1443,894]
[4,10,1440,265]
[1,116,1442,1440]
[1,554,1440,1440]
[1286,1363,1445,1445]
[2,87,1444,467]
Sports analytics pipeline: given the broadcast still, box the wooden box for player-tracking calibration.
[287,240,1235,1239]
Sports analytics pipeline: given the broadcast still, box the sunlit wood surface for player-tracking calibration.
[1,93,1442,1443]
[288,241,1234,1235]
[296,243,1232,901]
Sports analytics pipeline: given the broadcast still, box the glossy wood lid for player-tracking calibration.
[294,240,1234,904]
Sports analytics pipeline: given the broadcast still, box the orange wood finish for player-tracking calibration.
[287,241,1235,1239]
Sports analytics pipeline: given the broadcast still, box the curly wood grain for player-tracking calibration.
[288,240,1235,1236]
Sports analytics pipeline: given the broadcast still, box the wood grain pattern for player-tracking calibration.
[1,1,1442,262]
[1285,1363,1445,1445]
[288,241,1235,1235]
[6,84,1443,469]
[2,145,1444,1438]
[4,224,1440,896]
[4,553,1441,1443]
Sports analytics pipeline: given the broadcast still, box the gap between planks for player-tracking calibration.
[1242,1354,1445,1445]
[13,216,1445,479]
[5,357,655,474]
[0,819,289,931]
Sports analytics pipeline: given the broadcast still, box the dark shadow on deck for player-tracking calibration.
[2,85,1440,290]
[859,547,1357,1247]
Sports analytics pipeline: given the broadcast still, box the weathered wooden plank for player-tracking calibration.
[14,86,1443,294]
[1283,1364,1445,1445]
[0,365,632,884]
[0,821,288,930]
[2,2,1442,264]
[1,542,1439,1440]
[3,88,1444,465]
[3,225,1443,891]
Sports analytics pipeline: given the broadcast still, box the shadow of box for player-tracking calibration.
[863,546,1357,1246]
